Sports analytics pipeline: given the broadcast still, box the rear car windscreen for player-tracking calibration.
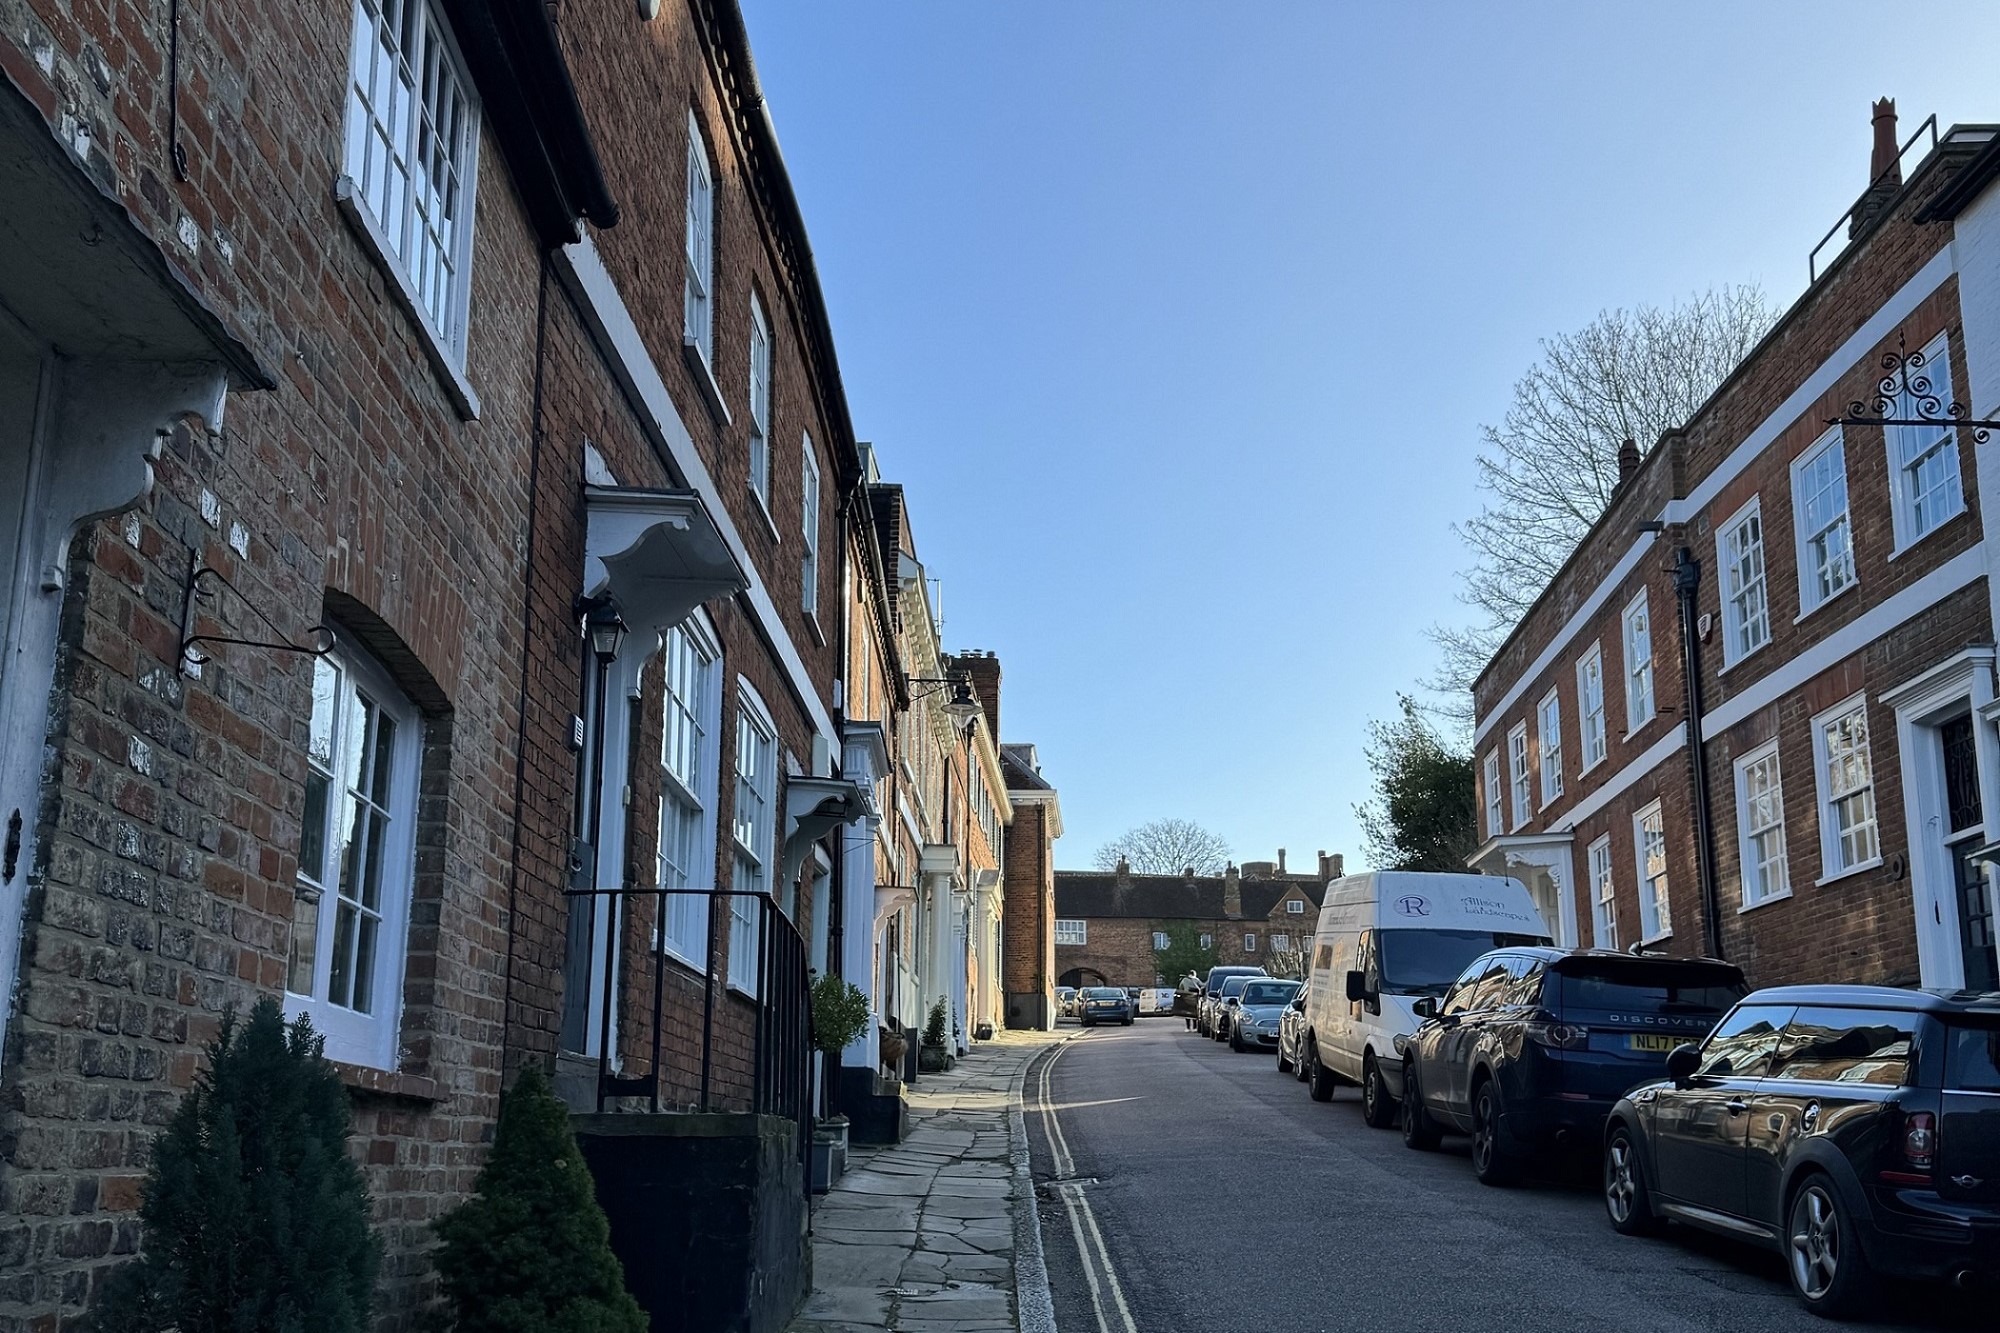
[1943,1022,2000,1092]
[1552,961,1747,1013]
[1240,982,1299,1006]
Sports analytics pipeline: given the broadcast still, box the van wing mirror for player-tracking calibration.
[1344,970,1370,1004]
[1665,1043,1701,1086]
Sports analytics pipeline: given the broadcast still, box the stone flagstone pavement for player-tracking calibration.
[789,1029,1065,1333]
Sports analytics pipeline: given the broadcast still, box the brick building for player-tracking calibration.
[1471,103,2000,995]
[1052,852,1340,988]
[1000,743,1063,1029]
[0,1,1050,1329]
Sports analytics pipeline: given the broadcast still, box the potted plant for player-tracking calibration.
[918,997,953,1073]
[809,973,871,1191]
[878,1026,908,1078]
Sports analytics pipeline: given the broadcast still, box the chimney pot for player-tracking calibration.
[1277,848,1287,874]
[1617,438,1641,481]
[1871,97,1901,186]
[1115,855,1129,889]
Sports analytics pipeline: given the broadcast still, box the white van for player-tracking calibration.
[1300,871,1551,1127]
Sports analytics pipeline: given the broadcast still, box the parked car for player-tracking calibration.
[1399,948,1747,1183]
[1300,871,1552,1125]
[1210,974,1260,1043]
[1230,978,1302,1052]
[1601,985,2000,1317]
[1079,986,1135,1027]
[1277,989,1310,1077]
[1198,965,1267,1037]
[1056,986,1078,1019]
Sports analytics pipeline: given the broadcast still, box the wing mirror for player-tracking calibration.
[1665,1043,1701,1087]
[1225,997,1240,1007]
[1344,970,1371,1004]
[1411,996,1438,1021]
[1290,996,1305,1011]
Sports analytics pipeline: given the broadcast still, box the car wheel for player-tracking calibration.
[1123,1017,1133,1027]
[1307,1040,1336,1103]
[1786,1174,1875,1318]
[1277,1042,1293,1075]
[1294,1049,1310,1083]
[1603,1124,1662,1236]
[1230,1027,1245,1052]
[1400,1061,1443,1151]
[1361,1054,1397,1129]
[1469,1079,1519,1186]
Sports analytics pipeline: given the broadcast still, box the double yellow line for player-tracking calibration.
[1034,1037,1140,1333]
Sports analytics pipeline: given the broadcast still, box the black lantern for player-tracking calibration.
[943,674,981,727]
[585,600,628,663]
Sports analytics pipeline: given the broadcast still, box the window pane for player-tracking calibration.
[1696,1004,1792,1078]
[287,889,321,995]
[300,771,331,885]
[1772,1007,1916,1085]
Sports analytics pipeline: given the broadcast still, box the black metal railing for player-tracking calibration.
[1809,113,1938,283]
[563,883,813,1180]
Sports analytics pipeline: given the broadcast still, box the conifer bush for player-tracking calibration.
[92,998,380,1333]
[430,1064,646,1333]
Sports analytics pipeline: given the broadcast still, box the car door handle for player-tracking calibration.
[1725,1099,1747,1114]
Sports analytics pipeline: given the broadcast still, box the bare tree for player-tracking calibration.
[1429,286,1778,720]
[1093,819,1231,875]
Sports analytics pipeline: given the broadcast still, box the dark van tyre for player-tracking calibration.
[1306,1040,1336,1103]
[1400,1061,1442,1151]
[1469,1079,1520,1186]
[1361,1054,1397,1129]
[1786,1174,1876,1319]
[1603,1124,1662,1235]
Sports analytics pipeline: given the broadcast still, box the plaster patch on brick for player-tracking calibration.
[123,514,141,549]
[127,737,152,777]
[228,522,249,559]
[175,214,200,254]
[199,489,221,528]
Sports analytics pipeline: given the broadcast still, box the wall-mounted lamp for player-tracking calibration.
[578,595,629,664]
[909,671,982,729]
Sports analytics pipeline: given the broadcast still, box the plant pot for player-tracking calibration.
[878,1030,908,1073]
[918,1043,953,1074]
[810,1120,848,1193]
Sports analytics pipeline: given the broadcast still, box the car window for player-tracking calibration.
[1556,960,1747,1013]
[1696,1004,1793,1078]
[1463,957,1514,1014]
[1944,1022,2000,1092]
[1502,958,1546,1008]
[1241,981,1298,1005]
[1439,958,1491,1017]
[1770,1006,1917,1086]
[1219,977,1253,999]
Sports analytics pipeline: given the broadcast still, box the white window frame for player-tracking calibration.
[683,111,716,369]
[1152,931,1170,951]
[338,0,482,385]
[1734,738,1790,909]
[1244,932,1258,953]
[1482,749,1503,838]
[1577,645,1607,772]
[1623,590,1655,734]
[1199,932,1213,949]
[1587,834,1616,949]
[1634,801,1671,943]
[1055,919,1087,946]
[728,682,778,994]
[657,620,721,970]
[1286,898,1305,915]
[1508,723,1531,829]
[1538,689,1564,806]
[1271,933,1291,952]
[1792,427,1855,617]
[801,434,821,621]
[1887,335,1966,553]
[1812,693,1882,882]
[748,293,773,520]
[286,645,422,1071]
[1717,497,1770,668]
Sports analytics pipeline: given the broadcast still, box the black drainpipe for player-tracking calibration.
[1673,545,1724,960]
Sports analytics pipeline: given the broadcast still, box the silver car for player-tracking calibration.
[1276,987,1310,1076]
[1209,974,1259,1043]
[1229,978,1301,1052]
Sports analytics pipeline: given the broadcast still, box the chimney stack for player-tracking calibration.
[1617,438,1640,482]
[1114,855,1129,888]
[1851,98,1903,239]
[1277,847,1287,875]
[1318,851,1345,881]
[954,650,1002,740]
[1224,863,1242,919]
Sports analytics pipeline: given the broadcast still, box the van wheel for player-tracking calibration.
[1786,1174,1876,1318]
[1400,1060,1443,1151]
[1361,1054,1397,1129]
[1306,1040,1336,1102]
[1470,1079,1519,1186]
[1603,1124,1662,1236]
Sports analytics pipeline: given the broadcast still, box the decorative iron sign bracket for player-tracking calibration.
[1828,331,2000,443]
[177,551,335,674]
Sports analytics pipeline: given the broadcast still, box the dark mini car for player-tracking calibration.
[1079,986,1134,1027]
[1601,986,2000,1317]
[1399,948,1747,1184]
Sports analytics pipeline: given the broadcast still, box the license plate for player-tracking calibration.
[1627,1034,1680,1053]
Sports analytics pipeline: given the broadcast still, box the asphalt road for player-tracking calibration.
[1026,1019,1981,1333]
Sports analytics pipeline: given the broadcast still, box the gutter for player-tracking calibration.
[1672,547,1724,960]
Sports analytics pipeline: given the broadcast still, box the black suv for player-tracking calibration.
[1400,948,1747,1184]
[1601,986,2000,1316]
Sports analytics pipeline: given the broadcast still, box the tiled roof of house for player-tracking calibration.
[1053,872,1327,921]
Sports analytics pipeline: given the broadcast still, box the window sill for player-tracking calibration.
[659,941,709,977]
[725,979,761,1002]
[330,1060,442,1104]
[1538,791,1564,812]
[1622,714,1656,744]
[1716,640,1770,679]
[804,610,826,646]
[1886,505,1966,562]
[1815,856,1883,888]
[333,176,480,422]
[751,486,780,544]
[1738,888,1795,914]
[1579,753,1608,777]
[1793,579,1857,625]
[683,337,733,426]
[1640,929,1674,947]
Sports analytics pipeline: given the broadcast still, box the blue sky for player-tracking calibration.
[739,1,2000,871]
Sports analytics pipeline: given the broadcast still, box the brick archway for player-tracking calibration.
[1059,966,1110,989]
